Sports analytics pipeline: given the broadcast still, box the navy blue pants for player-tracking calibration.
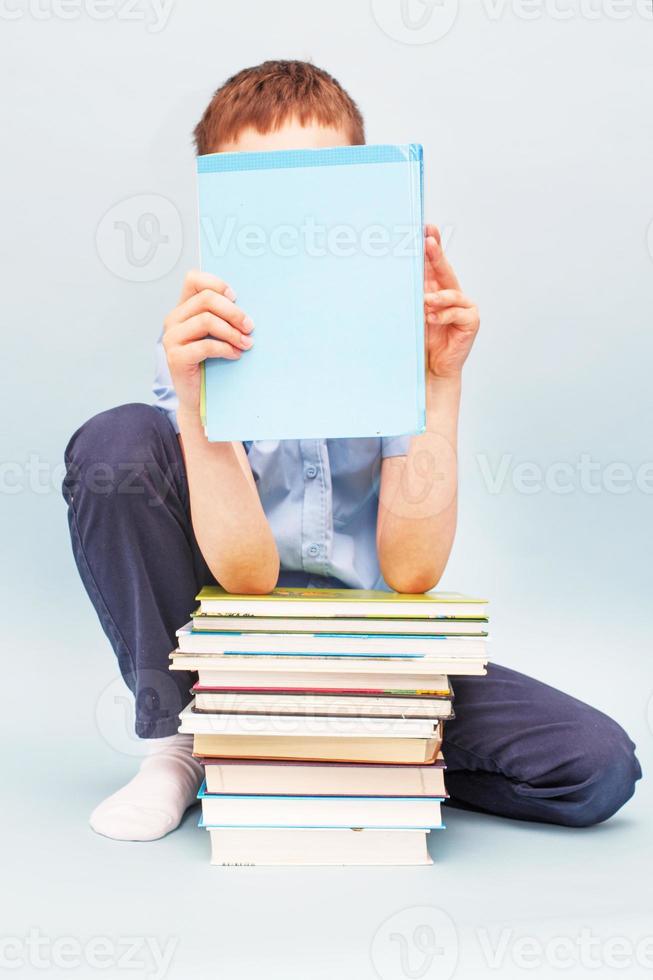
[63,403,641,827]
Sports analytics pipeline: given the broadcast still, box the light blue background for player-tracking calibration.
[1,2,652,979]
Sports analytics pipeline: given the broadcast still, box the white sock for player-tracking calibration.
[90,733,203,842]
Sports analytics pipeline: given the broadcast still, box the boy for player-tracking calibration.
[63,60,640,842]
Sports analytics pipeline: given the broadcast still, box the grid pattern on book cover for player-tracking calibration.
[197,143,423,173]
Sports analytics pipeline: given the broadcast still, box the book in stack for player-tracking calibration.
[171,586,488,866]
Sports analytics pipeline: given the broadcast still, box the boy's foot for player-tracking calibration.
[90,733,203,842]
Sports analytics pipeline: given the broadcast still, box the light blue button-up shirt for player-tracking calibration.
[153,338,411,590]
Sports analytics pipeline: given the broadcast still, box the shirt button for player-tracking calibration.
[307,544,320,557]
[305,465,318,479]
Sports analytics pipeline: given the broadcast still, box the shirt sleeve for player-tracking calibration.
[380,435,412,458]
[152,330,180,434]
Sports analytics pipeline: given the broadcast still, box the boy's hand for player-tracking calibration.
[423,224,480,380]
[163,270,254,417]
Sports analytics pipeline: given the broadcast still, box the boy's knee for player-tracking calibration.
[63,403,174,500]
[562,715,641,828]
[65,404,168,467]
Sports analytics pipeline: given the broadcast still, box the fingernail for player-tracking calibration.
[242,315,254,332]
[240,335,254,348]
[225,286,237,302]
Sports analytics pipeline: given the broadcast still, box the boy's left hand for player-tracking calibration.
[423,223,480,380]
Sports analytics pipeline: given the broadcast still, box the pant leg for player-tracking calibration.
[442,663,641,827]
[63,402,213,738]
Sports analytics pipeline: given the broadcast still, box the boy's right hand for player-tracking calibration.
[163,270,254,419]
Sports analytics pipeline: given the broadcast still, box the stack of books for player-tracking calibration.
[171,586,488,866]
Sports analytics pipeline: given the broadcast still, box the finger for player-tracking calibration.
[178,269,236,304]
[426,306,479,329]
[425,235,461,291]
[167,312,254,351]
[424,223,441,246]
[175,338,243,365]
[424,290,473,310]
[166,289,253,335]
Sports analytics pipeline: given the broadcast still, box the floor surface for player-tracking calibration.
[4,611,651,980]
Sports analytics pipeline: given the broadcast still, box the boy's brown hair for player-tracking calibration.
[193,60,365,155]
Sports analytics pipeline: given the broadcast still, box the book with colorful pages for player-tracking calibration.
[176,622,487,658]
[191,611,489,636]
[196,585,488,620]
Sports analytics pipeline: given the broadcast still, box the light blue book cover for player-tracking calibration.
[197,143,426,442]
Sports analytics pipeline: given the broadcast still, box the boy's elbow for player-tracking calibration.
[211,552,280,596]
[381,557,443,595]
[218,567,279,596]
[384,572,441,595]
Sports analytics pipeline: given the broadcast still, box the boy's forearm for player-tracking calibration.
[177,410,279,594]
[376,376,460,593]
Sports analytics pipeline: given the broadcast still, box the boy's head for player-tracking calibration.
[193,60,365,155]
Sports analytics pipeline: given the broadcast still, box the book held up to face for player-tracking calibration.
[197,144,426,443]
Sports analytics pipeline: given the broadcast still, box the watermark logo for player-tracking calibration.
[371,0,459,44]
[0,0,175,32]
[1,453,66,496]
[477,926,653,971]
[370,906,458,980]
[0,929,177,978]
[96,193,182,282]
[371,0,652,43]
[95,676,149,758]
[201,215,427,260]
[476,453,653,496]
[95,669,185,756]
[483,0,653,22]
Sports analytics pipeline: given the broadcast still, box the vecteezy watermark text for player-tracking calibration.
[0,0,174,31]
[476,453,653,495]
[2,454,177,505]
[0,930,177,978]
[370,908,653,977]
[372,0,652,45]
[477,926,653,971]
[6,449,653,501]
[199,215,445,261]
